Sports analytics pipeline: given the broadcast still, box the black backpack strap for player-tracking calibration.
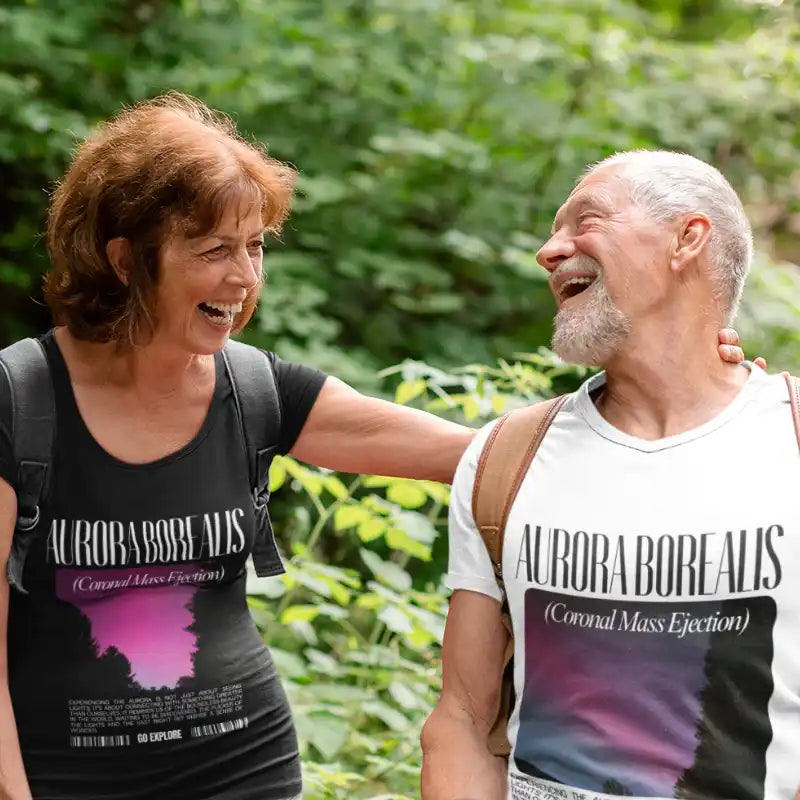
[0,338,55,594]
[221,340,285,578]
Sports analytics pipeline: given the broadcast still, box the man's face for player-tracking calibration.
[536,166,671,366]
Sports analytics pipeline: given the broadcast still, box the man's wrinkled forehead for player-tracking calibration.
[550,167,628,234]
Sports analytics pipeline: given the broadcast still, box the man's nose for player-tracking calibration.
[536,232,576,273]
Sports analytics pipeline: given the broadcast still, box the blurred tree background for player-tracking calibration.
[2,0,799,797]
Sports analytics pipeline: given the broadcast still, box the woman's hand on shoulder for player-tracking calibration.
[718,329,766,369]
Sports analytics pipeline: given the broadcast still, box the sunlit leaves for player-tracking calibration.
[360,549,412,592]
[385,481,427,509]
[394,378,426,406]
[269,458,287,492]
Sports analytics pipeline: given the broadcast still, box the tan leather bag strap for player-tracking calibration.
[783,373,800,455]
[472,395,569,587]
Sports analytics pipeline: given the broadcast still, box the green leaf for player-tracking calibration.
[269,459,286,492]
[245,571,287,598]
[334,504,370,531]
[405,623,437,649]
[419,480,451,504]
[307,683,370,703]
[292,572,333,597]
[316,603,350,620]
[360,548,412,591]
[362,476,393,488]
[305,649,340,675]
[378,604,414,634]
[386,481,428,509]
[355,592,385,610]
[323,475,349,499]
[280,604,320,624]
[286,619,318,646]
[362,700,411,730]
[386,527,432,561]
[357,517,387,541]
[298,472,324,496]
[307,562,363,589]
[492,393,508,414]
[315,574,351,606]
[388,680,424,711]
[306,713,349,760]
[461,395,481,421]
[395,511,438,544]
[394,378,426,405]
[270,647,309,679]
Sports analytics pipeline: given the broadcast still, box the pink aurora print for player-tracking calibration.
[55,564,219,689]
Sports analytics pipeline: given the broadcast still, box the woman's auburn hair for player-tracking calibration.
[43,91,297,345]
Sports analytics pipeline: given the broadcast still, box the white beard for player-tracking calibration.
[552,273,632,366]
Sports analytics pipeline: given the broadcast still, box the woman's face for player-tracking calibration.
[153,203,265,355]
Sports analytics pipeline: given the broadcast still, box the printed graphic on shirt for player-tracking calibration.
[511,523,783,599]
[67,683,248,748]
[513,589,776,799]
[46,509,253,746]
[508,521,784,800]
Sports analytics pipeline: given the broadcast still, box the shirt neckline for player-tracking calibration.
[573,363,767,453]
[43,330,225,470]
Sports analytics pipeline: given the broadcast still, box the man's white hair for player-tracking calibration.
[584,150,753,322]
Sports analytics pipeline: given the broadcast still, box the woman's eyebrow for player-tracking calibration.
[194,229,266,243]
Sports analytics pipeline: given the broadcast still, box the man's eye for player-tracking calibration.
[204,244,226,256]
[248,240,265,250]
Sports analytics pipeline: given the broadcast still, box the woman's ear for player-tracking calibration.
[106,237,132,286]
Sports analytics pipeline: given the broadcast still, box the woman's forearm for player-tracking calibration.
[291,378,477,484]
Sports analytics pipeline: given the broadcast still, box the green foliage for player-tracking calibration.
[2,1,800,796]
[248,457,452,797]
[739,254,800,374]
[1,0,799,378]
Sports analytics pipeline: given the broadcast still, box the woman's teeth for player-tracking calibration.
[198,301,242,326]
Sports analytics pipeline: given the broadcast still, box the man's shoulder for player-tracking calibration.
[453,393,583,495]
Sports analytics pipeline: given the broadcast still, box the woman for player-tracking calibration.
[0,93,750,800]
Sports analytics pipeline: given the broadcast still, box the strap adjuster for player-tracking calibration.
[16,505,40,531]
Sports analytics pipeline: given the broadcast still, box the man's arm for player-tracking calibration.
[421,589,509,800]
[290,377,476,484]
[0,479,31,800]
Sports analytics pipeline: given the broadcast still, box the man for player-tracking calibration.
[421,150,800,800]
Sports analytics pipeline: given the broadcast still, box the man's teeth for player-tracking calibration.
[560,275,596,298]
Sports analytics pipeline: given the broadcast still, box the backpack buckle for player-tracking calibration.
[16,505,40,532]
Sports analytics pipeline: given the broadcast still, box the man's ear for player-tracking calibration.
[670,214,712,274]
[106,237,132,286]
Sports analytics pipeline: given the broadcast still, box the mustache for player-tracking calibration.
[550,254,602,282]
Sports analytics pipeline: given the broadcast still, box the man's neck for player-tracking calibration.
[595,321,751,441]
